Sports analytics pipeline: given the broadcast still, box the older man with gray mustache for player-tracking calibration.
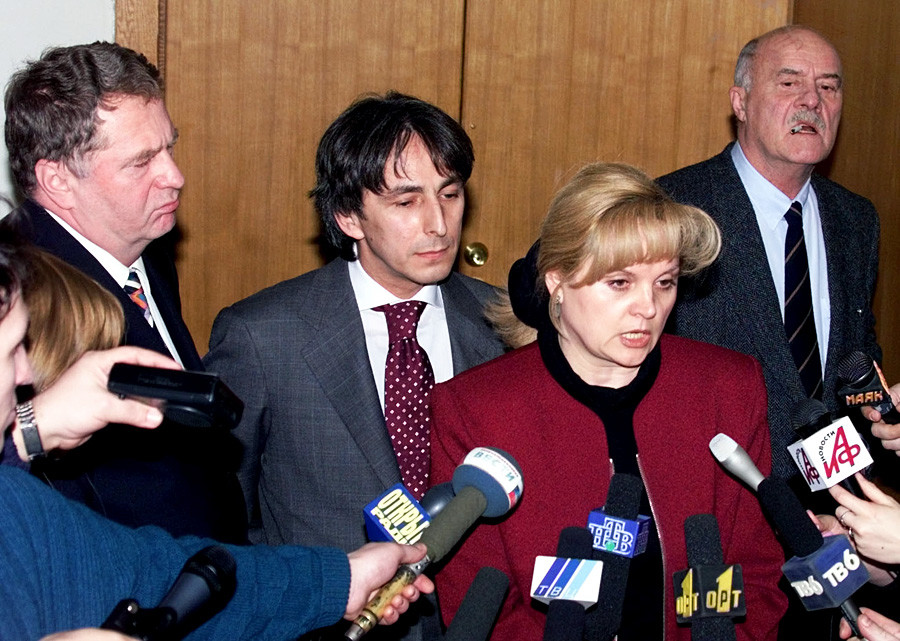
[657,24,886,640]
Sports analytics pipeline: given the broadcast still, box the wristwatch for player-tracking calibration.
[15,400,45,461]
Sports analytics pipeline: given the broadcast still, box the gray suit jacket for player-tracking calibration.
[204,259,505,639]
[658,144,881,478]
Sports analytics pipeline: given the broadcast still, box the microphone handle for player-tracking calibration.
[841,599,862,638]
[881,405,900,425]
[345,557,430,640]
[839,475,865,499]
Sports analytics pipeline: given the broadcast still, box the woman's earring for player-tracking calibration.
[553,293,562,320]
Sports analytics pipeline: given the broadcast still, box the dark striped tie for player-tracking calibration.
[784,201,823,399]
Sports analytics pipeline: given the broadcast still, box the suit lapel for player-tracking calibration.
[298,260,399,487]
[442,274,499,374]
[707,151,804,398]
[814,176,850,396]
[142,242,202,369]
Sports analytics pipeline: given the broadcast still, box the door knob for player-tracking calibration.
[463,242,488,267]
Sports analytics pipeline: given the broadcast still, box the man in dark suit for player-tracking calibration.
[204,92,505,640]
[657,26,881,481]
[658,26,888,640]
[2,42,244,541]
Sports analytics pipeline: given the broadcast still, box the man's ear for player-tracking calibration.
[729,86,748,124]
[334,211,365,241]
[33,159,76,211]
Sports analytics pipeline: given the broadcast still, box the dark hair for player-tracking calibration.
[309,91,474,259]
[5,41,163,196]
[0,230,29,321]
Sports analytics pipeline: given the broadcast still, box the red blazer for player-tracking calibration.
[431,334,787,641]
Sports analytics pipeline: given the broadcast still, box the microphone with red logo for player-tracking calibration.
[709,434,867,638]
[837,351,900,424]
[345,447,523,640]
[789,398,870,498]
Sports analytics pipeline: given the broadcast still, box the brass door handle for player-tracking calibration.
[463,242,488,267]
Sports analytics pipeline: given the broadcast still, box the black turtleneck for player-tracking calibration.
[538,326,665,640]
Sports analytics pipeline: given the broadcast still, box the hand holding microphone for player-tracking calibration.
[344,543,434,625]
[345,447,523,640]
[829,474,900,566]
[839,607,900,641]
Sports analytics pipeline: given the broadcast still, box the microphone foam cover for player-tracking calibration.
[602,473,643,519]
[757,477,822,558]
[420,481,455,518]
[684,514,724,567]
[837,351,873,385]
[790,398,829,431]
[444,566,509,641]
[452,447,523,518]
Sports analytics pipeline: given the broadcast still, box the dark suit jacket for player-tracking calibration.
[4,199,245,541]
[657,144,881,478]
[204,258,505,640]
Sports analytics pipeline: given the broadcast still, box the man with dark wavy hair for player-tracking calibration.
[2,42,245,542]
[205,92,505,640]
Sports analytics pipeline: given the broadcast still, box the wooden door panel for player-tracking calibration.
[458,0,790,287]
[793,0,900,380]
[130,0,465,351]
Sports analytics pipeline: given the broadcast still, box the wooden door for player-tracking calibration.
[793,0,900,380]
[118,0,465,351]
[457,0,790,286]
[117,0,792,352]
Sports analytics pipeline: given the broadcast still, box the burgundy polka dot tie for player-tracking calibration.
[375,301,434,499]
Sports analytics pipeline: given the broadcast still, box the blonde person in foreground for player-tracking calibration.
[430,163,786,640]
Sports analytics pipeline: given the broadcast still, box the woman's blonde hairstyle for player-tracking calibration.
[489,162,721,347]
[23,247,125,390]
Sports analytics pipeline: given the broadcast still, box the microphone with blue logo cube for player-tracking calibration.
[586,473,644,641]
[363,483,431,544]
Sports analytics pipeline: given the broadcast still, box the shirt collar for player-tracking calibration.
[346,257,442,311]
[45,209,146,286]
[731,142,812,231]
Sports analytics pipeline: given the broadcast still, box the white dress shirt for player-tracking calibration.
[347,258,454,412]
[731,142,830,372]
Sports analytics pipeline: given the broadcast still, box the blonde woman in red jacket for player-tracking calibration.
[430,163,786,641]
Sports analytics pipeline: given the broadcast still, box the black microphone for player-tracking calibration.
[710,434,865,638]
[420,481,455,518]
[836,351,900,424]
[586,473,644,641]
[346,447,523,640]
[443,566,509,641]
[542,527,595,641]
[680,514,739,641]
[102,545,237,641]
[790,398,867,498]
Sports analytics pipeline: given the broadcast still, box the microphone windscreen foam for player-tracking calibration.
[757,477,822,557]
